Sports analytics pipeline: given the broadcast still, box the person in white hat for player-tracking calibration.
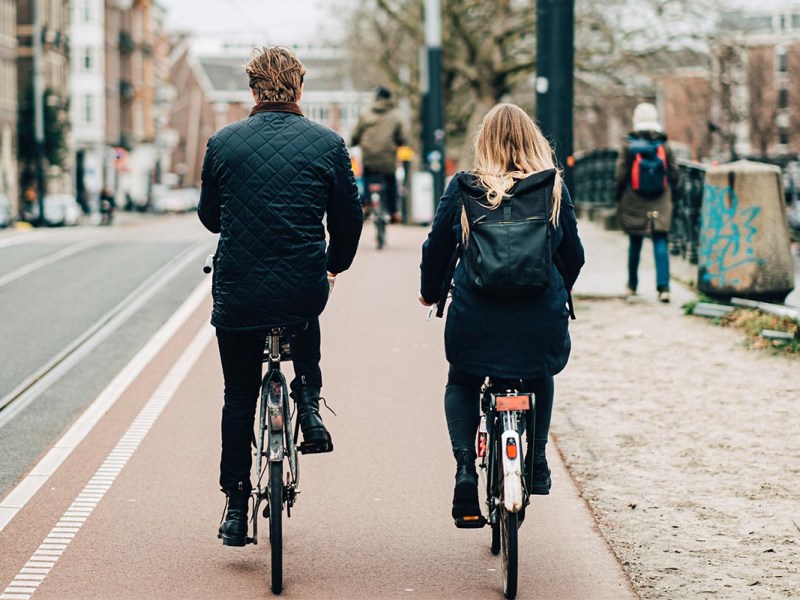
[614,102,680,303]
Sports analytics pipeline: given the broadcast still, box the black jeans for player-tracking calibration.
[216,317,321,492]
[444,364,554,452]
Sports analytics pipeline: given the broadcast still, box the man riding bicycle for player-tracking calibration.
[351,86,409,223]
[198,46,362,546]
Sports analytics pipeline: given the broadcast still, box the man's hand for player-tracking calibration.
[328,272,337,294]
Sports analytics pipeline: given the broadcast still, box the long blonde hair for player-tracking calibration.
[463,103,563,241]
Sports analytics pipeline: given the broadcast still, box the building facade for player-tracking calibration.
[0,0,17,214]
[17,0,72,213]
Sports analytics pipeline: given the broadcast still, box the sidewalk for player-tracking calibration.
[572,218,697,306]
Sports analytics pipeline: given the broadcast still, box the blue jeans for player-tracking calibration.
[628,233,670,292]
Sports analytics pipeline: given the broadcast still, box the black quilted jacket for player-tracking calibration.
[198,102,363,331]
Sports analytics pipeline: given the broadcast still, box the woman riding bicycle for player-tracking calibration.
[418,103,584,524]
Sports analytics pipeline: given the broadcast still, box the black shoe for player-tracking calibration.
[218,486,250,546]
[452,448,485,528]
[291,380,333,454]
[527,444,551,496]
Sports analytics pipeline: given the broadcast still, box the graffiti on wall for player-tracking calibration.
[699,183,764,287]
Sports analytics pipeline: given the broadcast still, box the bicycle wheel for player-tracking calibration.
[489,434,501,555]
[375,210,386,249]
[269,461,283,594]
[500,507,518,599]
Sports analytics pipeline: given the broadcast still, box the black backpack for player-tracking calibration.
[457,169,555,299]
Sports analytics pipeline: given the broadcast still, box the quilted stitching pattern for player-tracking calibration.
[199,111,362,331]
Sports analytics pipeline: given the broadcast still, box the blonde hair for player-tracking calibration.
[245,46,306,103]
[463,103,563,241]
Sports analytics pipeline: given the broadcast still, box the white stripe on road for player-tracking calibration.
[0,239,99,290]
[0,323,215,599]
[0,230,49,250]
[0,276,211,533]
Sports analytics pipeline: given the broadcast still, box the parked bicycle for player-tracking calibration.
[204,254,306,595]
[472,378,534,600]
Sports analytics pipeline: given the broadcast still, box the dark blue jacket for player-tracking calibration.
[198,102,362,331]
[420,172,585,379]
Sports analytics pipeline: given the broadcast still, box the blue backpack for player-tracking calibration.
[628,137,667,197]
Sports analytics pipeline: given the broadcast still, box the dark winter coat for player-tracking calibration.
[615,130,680,235]
[420,172,585,379]
[198,101,363,332]
[351,98,408,174]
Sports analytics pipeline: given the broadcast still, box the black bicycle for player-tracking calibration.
[204,254,303,595]
[476,379,535,600]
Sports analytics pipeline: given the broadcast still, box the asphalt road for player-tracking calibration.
[0,219,635,599]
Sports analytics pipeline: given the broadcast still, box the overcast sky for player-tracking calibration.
[159,0,344,43]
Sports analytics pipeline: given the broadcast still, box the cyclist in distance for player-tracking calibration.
[198,46,362,546]
[418,104,585,524]
[351,86,409,223]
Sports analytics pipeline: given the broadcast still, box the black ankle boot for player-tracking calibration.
[291,379,333,453]
[452,448,481,522]
[218,485,249,546]
[528,443,551,495]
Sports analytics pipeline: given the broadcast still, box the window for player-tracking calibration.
[777,51,788,73]
[779,127,790,146]
[84,94,93,124]
[779,88,789,109]
[82,0,91,23]
[83,48,92,71]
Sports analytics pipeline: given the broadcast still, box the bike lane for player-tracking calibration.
[1,227,637,599]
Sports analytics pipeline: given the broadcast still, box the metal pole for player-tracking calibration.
[33,0,47,224]
[424,0,445,206]
[536,0,575,191]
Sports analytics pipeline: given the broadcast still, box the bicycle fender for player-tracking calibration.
[501,430,525,512]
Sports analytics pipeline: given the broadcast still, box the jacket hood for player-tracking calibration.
[458,169,557,200]
[370,97,395,114]
[628,129,667,142]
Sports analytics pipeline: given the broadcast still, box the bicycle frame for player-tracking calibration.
[252,329,299,545]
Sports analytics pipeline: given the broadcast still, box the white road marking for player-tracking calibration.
[0,323,214,599]
[0,276,211,532]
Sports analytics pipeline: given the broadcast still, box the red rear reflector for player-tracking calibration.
[506,439,518,460]
[477,432,487,457]
[463,515,480,521]
[496,395,530,412]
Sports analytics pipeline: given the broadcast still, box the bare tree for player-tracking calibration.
[747,47,779,158]
[337,0,718,159]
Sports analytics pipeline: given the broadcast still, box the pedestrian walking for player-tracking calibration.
[198,46,363,547]
[418,103,584,525]
[351,86,409,223]
[615,102,680,303]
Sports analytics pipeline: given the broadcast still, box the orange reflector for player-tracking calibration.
[496,395,530,412]
[506,439,518,460]
[462,515,480,521]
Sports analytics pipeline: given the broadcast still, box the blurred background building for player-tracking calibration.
[0,0,17,214]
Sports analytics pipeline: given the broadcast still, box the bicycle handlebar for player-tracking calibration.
[202,254,214,274]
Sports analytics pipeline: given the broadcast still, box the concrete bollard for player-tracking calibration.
[698,160,795,302]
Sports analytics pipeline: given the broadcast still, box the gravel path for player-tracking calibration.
[552,296,800,599]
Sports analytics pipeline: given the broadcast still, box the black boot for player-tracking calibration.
[218,485,249,546]
[291,380,333,454]
[452,448,484,527]
[528,443,551,495]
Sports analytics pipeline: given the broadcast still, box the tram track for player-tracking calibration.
[0,239,211,428]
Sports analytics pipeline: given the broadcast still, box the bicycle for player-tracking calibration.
[365,175,387,250]
[473,378,535,600]
[204,254,305,595]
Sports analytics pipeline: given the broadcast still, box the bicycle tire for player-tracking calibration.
[375,213,386,249]
[489,431,501,555]
[500,508,518,599]
[269,462,283,595]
